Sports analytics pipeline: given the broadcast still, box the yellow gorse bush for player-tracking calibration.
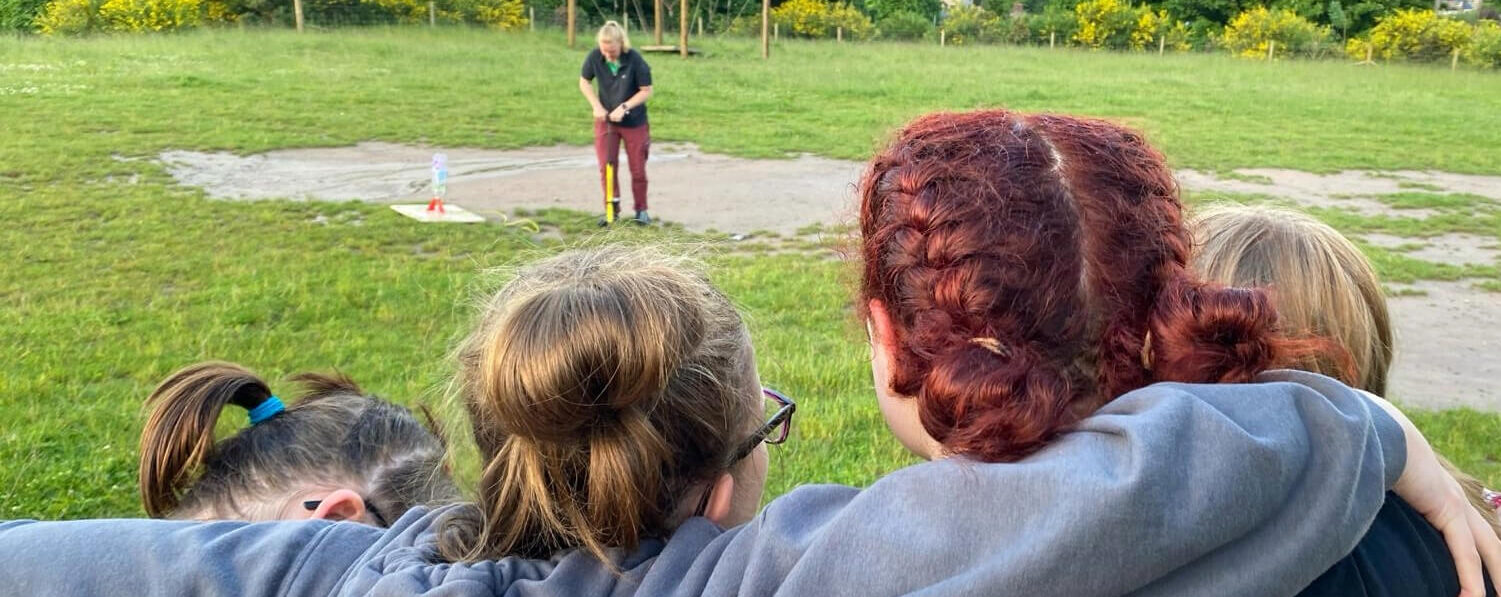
[1348,9,1475,62]
[1219,6,1330,59]
[771,0,872,39]
[34,0,95,34]
[941,4,999,45]
[1465,21,1501,68]
[473,0,526,30]
[1071,0,1156,49]
[97,0,201,31]
[1130,9,1187,51]
[35,0,519,33]
[36,0,232,33]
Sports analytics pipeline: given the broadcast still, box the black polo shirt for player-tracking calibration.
[581,48,652,128]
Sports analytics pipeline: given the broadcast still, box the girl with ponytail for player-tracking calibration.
[138,361,458,524]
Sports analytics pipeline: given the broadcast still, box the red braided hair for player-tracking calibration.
[859,110,1327,463]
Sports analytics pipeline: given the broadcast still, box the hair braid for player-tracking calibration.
[861,109,1327,463]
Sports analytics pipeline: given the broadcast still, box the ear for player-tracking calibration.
[701,473,737,527]
[308,489,368,524]
[867,299,946,461]
[867,299,898,384]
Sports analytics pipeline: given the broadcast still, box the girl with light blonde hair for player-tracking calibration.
[1194,203,1501,535]
[579,20,655,225]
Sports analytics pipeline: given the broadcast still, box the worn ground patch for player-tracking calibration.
[157,143,1501,411]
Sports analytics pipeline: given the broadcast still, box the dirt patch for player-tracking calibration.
[159,142,863,237]
[1179,169,1441,218]
[162,145,1501,232]
[158,143,1501,410]
[1387,281,1501,411]
[1178,168,1501,211]
[1364,233,1501,268]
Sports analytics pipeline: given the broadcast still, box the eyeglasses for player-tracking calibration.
[732,388,796,463]
[696,388,796,517]
[303,497,389,527]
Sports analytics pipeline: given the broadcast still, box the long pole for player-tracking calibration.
[655,0,663,44]
[679,0,688,57]
[567,0,576,47]
[293,0,304,32]
[760,0,769,58]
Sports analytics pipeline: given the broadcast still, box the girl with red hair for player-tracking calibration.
[858,109,1500,594]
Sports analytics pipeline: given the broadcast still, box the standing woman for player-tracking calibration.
[579,21,654,226]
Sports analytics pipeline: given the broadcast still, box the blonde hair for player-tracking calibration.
[1192,204,1499,535]
[1192,204,1385,393]
[597,20,631,52]
[437,246,756,564]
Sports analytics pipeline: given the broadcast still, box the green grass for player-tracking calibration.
[1408,408,1501,486]
[1398,181,1447,192]
[1373,192,1499,212]
[2,28,1499,519]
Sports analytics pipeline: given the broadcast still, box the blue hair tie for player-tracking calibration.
[248,396,285,425]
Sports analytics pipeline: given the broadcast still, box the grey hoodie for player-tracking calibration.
[0,371,1404,597]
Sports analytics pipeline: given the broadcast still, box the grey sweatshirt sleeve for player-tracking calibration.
[0,516,382,597]
[631,370,1405,597]
[342,371,1405,597]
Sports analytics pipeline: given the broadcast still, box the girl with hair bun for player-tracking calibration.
[138,361,458,524]
[433,246,780,563]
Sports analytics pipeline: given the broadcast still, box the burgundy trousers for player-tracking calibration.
[594,119,650,212]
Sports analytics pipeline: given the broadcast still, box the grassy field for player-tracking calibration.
[1,28,1499,519]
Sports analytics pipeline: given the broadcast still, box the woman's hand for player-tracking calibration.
[592,105,608,120]
[1367,391,1501,597]
[608,105,627,122]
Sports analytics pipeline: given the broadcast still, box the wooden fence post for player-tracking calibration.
[760,0,769,58]
[293,0,304,32]
[529,6,534,31]
[654,0,663,45]
[428,0,435,26]
[679,0,687,57]
[837,26,842,42]
[567,0,575,47]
